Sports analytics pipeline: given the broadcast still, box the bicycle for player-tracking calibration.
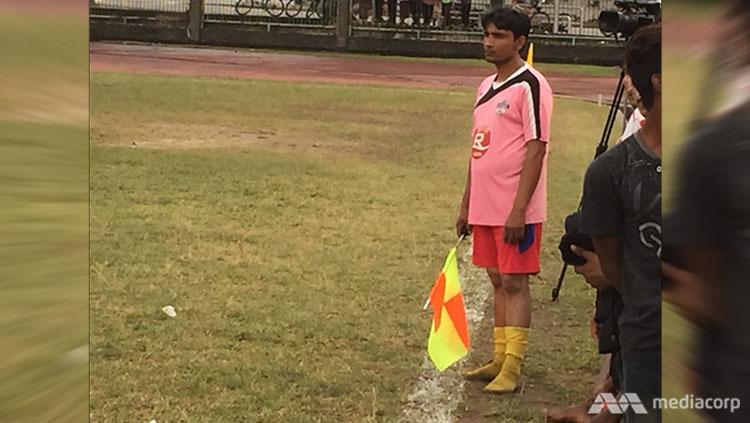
[284,0,303,17]
[234,0,286,18]
[304,0,325,19]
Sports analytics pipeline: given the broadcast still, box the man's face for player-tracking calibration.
[483,23,525,65]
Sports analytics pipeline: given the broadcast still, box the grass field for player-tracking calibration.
[0,12,88,423]
[90,71,618,421]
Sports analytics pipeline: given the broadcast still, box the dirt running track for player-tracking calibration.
[90,42,617,102]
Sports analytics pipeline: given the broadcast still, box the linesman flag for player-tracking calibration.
[425,245,470,371]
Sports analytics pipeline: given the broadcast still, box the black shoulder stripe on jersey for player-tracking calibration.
[475,69,542,139]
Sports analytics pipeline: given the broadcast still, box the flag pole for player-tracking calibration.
[423,234,467,311]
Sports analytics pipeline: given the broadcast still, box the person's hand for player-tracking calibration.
[590,316,599,342]
[571,245,607,290]
[662,262,720,328]
[503,209,525,245]
[455,207,471,238]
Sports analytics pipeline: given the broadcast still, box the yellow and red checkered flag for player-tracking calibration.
[425,244,470,371]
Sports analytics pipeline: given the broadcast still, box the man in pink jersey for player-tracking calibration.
[455,5,553,394]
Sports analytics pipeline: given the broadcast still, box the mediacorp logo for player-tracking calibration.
[588,393,648,415]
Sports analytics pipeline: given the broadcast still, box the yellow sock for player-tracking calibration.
[484,326,529,394]
[492,326,507,362]
[464,327,506,381]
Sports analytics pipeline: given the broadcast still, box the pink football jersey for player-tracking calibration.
[468,64,553,226]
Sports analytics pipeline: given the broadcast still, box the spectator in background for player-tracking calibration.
[357,0,371,22]
[374,0,397,24]
[399,0,420,25]
[419,0,435,26]
[387,0,398,24]
[459,0,471,28]
[441,0,452,28]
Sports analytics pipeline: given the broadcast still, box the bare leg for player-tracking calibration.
[502,273,531,327]
[486,267,506,327]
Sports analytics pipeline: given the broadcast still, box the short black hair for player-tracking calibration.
[625,23,661,110]
[481,5,531,41]
[727,0,750,67]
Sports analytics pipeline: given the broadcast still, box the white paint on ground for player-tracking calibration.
[400,243,492,423]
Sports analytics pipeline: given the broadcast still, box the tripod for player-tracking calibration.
[551,68,626,302]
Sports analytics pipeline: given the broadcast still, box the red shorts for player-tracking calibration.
[471,224,543,274]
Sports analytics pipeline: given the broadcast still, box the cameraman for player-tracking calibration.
[580,23,661,423]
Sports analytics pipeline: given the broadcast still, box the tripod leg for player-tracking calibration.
[595,69,626,158]
[552,263,567,302]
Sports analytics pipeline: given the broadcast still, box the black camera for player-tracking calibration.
[557,211,595,266]
[552,210,596,301]
[598,0,661,38]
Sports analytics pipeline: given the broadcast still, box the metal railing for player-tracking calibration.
[204,0,338,26]
[91,0,614,37]
[92,0,190,12]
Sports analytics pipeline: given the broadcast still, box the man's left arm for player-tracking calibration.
[505,80,552,245]
[505,140,546,244]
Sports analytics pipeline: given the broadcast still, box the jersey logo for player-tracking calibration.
[496,99,510,116]
[471,129,491,159]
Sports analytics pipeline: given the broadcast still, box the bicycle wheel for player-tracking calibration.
[530,11,550,34]
[265,0,285,17]
[235,0,254,15]
[305,0,320,18]
[285,0,303,17]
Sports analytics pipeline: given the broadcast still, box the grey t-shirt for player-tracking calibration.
[580,132,661,360]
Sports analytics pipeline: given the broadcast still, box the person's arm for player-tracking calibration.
[505,140,546,244]
[456,157,472,237]
[591,237,623,290]
[663,248,724,328]
[570,244,608,290]
[580,153,624,288]
[505,79,552,245]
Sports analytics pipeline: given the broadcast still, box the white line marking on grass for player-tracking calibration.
[400,244,492,423]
